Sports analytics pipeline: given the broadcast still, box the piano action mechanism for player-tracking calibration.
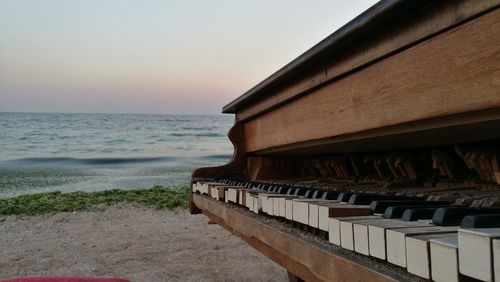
[191,1,500,281]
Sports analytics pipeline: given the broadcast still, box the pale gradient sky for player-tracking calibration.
[0,0,378,114]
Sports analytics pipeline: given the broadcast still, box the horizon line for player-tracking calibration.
[0,110,231,116]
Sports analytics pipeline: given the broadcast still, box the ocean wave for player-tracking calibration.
[194,154,232,160]
[1,157,175,166]
[0,154,232,166]
[170,132,224,137]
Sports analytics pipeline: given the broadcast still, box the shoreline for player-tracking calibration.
[0,187,189,215]
[0,204,287,281]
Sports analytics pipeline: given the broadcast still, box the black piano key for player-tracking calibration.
[402,207,440,221]
[293,188,308,196]
[304,190,318,198]
[348,193,417,205]
[432,207,500,226]
[321,191,339,200]
[371,200,447,214]
[337,192,353,202]
[312,190,324,199]
[384,206,417,219]
[383,205,448,219]
[280,187,289,194]
[461,214,500,228]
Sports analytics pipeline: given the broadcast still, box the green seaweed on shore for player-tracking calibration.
[0,186,190,216]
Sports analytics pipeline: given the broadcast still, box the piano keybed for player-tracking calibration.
[192,179,500,281]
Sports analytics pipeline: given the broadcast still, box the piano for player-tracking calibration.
[190,1,500,281]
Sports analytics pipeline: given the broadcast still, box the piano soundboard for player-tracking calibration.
[190,1,500,281]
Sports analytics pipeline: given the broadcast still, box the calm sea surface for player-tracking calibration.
[0,112,233,198]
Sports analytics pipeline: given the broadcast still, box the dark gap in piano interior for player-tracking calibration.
[240,139,500,201]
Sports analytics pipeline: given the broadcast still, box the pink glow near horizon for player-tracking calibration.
[0,0,378,114]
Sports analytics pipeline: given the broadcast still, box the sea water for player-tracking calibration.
[0,112,233,198]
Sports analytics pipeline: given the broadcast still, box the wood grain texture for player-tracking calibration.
[243,8,500,153]
[191,121,245,180]
[235,1,500,122]
[193,194,408,282]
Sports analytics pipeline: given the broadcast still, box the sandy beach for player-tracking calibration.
[0,205,287,282]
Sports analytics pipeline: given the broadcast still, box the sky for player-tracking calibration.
[0,0,378,114]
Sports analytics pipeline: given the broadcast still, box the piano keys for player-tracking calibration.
[315,202,372,231]
[366,220,430,260]
[406,232,459,279]
[193,178,500,281]
[329,215,378,246]
[386,226,457,268]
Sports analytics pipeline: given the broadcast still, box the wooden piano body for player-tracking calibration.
[190,1,500,281]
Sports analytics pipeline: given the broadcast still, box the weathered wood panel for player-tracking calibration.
[243,8,500,153]
[235,1,500,122]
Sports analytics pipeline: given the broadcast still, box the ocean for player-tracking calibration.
[0,112,234,198]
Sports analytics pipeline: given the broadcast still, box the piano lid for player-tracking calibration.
[222,0,500,119]
[222,0,430,114]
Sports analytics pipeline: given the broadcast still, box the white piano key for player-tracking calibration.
[329,217,341,245]
[406,232,458,279]
[430,234,459,282]
[272,197,283,216]
[308,200,335,228]
[368,220,429,260]
[238,190,243,205]
[351,218,389,255]
[319,204,335,231]
[210,186,219,200]
[246,194,254,211]
[328,215,378,246]
[459,228,500,281]
[340,220,356,250]
[198,183,205,195]
[353,218,400,256]
[202,183,209,195]
[386,225,457,267]
[259,194,272,215]
[228,188,233,203]
[262,194,290,216]
[293,199,310,225]
[191,182,199,192]
[271,196,298,218]
[203,182,231,196]
[219,186,244,203]
[258,194,266,213]
[265,195,278,215]
[230,188,237,203]
[280,197,288,217]
[285,199,294,220]
[253,195,260,214]
[309,202,320,228]
[233,188,240,204]
[494,239,500,282]
[241,190,250,207]
[353,221,371,255]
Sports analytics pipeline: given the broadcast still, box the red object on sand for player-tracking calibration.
[0,277,130,282]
